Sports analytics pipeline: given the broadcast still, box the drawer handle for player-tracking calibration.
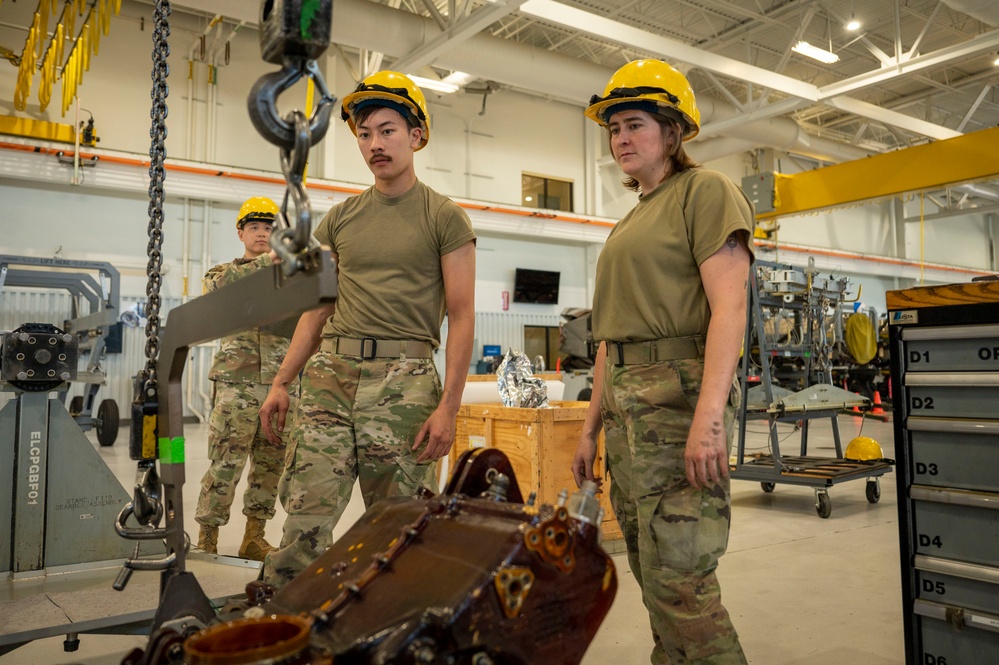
[914,599,999,635]
[905,372,999,387]
[915,555,999,586]
[903,323,999,341]
[910,485,999,510]
[907,416,999,435]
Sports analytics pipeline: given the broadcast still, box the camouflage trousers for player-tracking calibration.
[263,351,442,587]
[602,357,746,665]
[195,382,291,527]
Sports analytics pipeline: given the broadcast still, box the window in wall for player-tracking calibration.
[522,173,574,212]
[523,325,561,372]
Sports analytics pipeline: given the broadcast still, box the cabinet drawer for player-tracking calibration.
[911,487,999,567]
[916,558,999,615]
[909,418,999,492]
[905,373,999,420]
[903,324,999,372]
[917,600,999,664]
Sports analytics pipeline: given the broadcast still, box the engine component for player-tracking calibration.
[1,323,78,392]
[164,449,617,665]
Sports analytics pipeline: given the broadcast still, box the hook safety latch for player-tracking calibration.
[248,59,337,150]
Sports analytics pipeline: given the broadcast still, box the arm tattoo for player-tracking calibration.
[726,233,739,249]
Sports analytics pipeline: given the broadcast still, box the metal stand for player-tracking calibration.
[0,255,122,445]
[0,387,136,655]
[732,259,893,518]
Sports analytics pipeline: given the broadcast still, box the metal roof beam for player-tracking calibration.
[824,96,961,140]
[518,0,968,141]
[519,0,822,101]
[391,0,527,73]
[818,28,999,98]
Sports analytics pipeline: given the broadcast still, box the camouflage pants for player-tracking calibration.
[602,357,746,665]
[195,382,290,527]
[263,351,442,587]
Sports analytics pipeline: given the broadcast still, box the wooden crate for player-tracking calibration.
[449,400,621,542]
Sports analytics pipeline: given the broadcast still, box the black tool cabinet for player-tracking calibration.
[887,282,999,665]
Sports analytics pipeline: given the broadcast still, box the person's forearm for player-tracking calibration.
[581,342,607,438]
[439,310,474,413]
[696,308,745,418]
[272,304,334,388]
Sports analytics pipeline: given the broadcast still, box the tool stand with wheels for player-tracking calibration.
[732,259,893,518]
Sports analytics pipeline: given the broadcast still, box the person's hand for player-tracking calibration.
[412,406,457,462]
[684,413,730,489]
[259,385,290,444]
[571,432,603,490]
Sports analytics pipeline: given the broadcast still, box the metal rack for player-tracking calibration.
[887,283,999,664]
[0,255,122,445]
[733,259,893,518]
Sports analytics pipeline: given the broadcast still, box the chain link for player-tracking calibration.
[140,0,171,400]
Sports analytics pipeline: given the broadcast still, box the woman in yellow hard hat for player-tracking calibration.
[572,59,755,664]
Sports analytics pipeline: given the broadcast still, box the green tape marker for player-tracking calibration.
[158,436,186,464]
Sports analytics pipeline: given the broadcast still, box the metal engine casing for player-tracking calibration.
[179,451,618,665]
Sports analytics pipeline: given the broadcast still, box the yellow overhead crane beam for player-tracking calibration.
[756,125,999,220]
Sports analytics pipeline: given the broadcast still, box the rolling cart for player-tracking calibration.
[732,259,893,518]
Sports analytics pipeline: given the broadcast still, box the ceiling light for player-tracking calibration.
[792,41,840,64]
[846,18,861,31]
[407,75,459,94]
[994,54,999,66]
[442,71,473,87]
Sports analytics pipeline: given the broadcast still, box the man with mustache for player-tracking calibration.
[259,71,476,587]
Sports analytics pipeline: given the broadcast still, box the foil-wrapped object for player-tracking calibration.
[497,350,549,408]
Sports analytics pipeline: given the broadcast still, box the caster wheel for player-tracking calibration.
[96,399,120,446]
[815,492,832,519]
[866,479,881,504]
[69,395,84,416]
[761,482,776,493]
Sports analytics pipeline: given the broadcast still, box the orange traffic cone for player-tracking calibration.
[871,391,886,416]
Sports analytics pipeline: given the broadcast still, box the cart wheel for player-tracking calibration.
[815,491,832,519]
[69,395,84,416]
[761,482,776,493]
[866,478,881,504]
[96,399,120,447]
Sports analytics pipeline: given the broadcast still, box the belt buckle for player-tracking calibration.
[360,337,378,360]
[612,341,625,367]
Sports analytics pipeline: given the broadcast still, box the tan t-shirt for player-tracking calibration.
[592,168,755,342]
[313,180,476,346]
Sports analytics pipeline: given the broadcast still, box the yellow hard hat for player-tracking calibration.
[236,197,278,229]
[585,59,701,140]
[340,71,430,150]
[844,436,884,462]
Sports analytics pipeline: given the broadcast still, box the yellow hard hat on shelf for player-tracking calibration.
[845,436,884,462]
[585,59,701,140]
[340,71,430,150]
[236,197,279,229]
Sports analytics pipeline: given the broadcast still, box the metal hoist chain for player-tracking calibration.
[140,0,171,403]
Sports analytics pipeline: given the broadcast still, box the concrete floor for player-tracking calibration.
[1,413,903,664]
